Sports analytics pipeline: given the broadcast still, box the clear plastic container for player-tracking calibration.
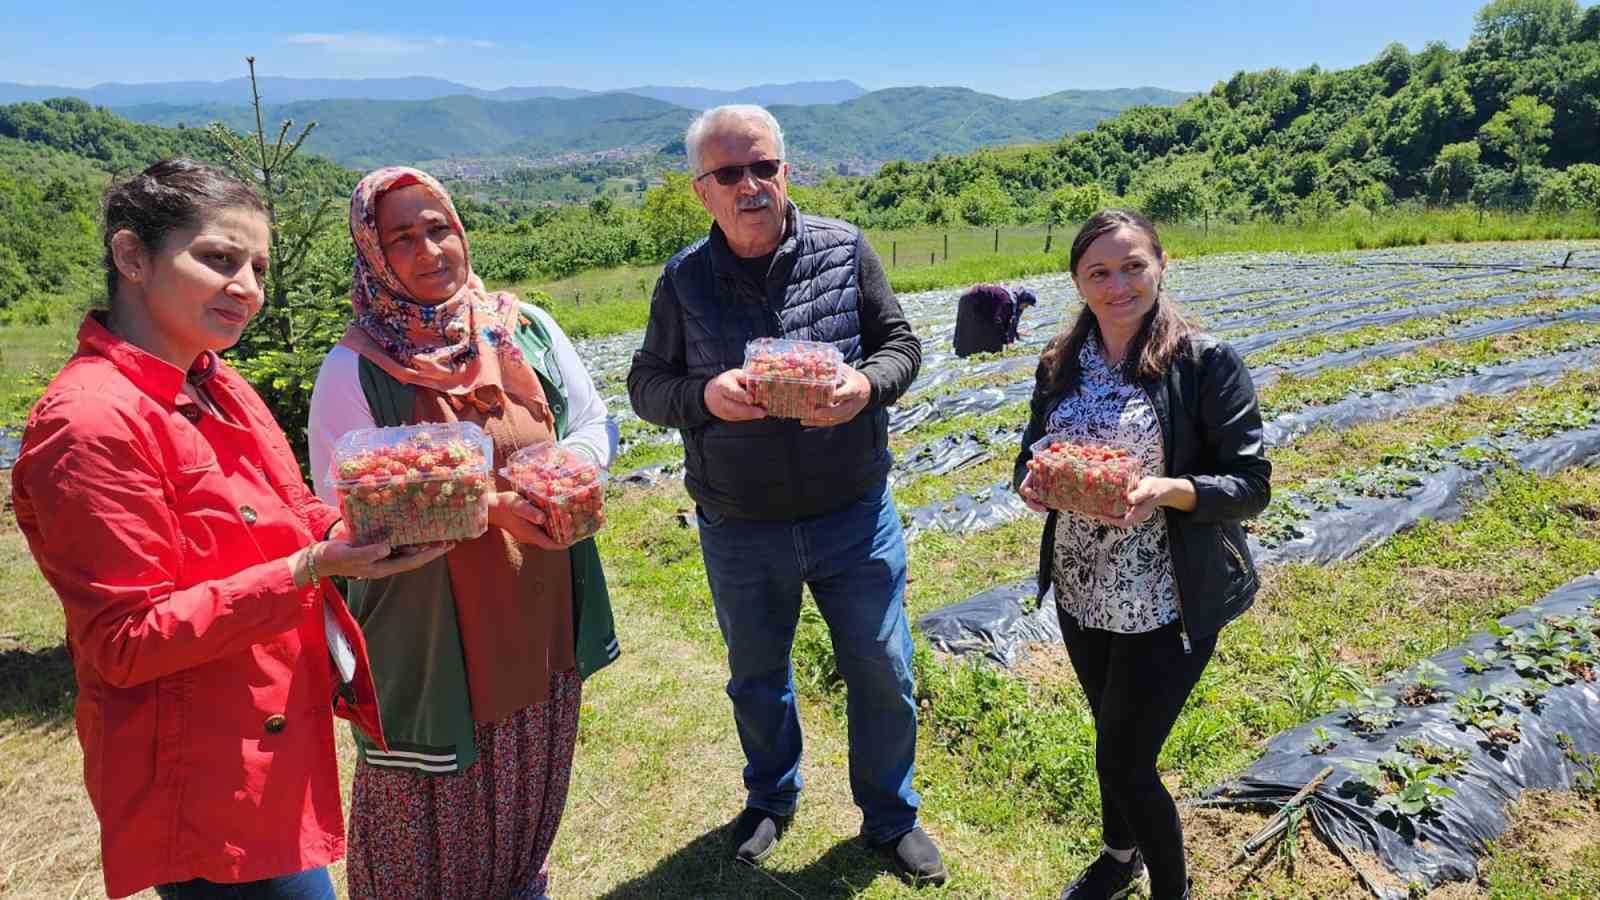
[502,442,608,546]
[743,337,843,420]
[1022,433,1142,518]
[330,422,493,547]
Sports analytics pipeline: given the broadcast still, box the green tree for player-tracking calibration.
[1298,188,1339,223]
[1479,95,1555,178]
[1539,162,1600,216]
[1256,184,1300,222]
[0,243,29,309]
[788,184,851,219]
[1580,4,1600,40]
[1045,183,1109,226]
[638,171,710,258]
[1537,169,1580,211]
[1427,141,1482,204]
[1471,167,1520,211]
[208,57,337,354]
[1372,42,1414,94]
[1141,173,1208,224]
[1356,182,1393,218]
[1569,163,1600,216]
[955,172,1018,226]
[1471,0,1580,57]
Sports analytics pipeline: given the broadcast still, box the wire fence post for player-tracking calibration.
[943,233,949,261]
[994,228,1000,253]
[1044,221,1053,254]
[892,241,897,267]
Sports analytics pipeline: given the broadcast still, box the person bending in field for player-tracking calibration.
[953,282,1037,357]
[1015,209,1271,900]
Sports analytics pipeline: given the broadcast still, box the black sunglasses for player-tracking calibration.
[695,159,783,186]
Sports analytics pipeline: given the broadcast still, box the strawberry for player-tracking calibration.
[743,338,841,420]
[1022,436,1140,518]
[503,443,607,546]
[334,424,491,546]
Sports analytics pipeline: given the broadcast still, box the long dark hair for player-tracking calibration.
[1039,208,1198,395]
[102,158,266,303]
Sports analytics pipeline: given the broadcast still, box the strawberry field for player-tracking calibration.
[580,241,1600,897]
[6,242,1600,898]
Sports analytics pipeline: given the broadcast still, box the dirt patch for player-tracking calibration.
[1184,804,1410,899]
[1014,639,1076,684]
[1185,788,1600,899]
[1399,560,1528,618]
[1557,501,1600,522]
[1487,789,1600,870]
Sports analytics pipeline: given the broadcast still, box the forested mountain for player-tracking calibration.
[116,93,694,170]
[770,87,1189,162]
[831,0,1600,227]
[0,98,354,318]
[109,86,1189,169]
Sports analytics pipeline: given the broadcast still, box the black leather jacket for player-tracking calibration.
[1013,333,1272,647]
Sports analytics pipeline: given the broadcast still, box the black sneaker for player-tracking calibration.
[729,807,790,864]
[1059,848,1145,900]
[873,826,948,886]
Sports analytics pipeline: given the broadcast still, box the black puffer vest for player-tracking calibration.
[665,204,889,520]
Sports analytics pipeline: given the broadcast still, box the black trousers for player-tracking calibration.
[1059,609,1217,898]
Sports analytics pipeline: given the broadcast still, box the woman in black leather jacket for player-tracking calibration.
[1013,209,1270,900]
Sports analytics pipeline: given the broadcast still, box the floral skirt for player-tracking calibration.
[347,670,582,900]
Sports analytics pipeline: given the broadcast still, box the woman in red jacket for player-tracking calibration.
[11,159,450,899]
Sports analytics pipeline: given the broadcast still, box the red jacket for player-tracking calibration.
[11,314,386,898]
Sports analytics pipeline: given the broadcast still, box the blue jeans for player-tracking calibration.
[696,479,921,845]
[153,867,334,900]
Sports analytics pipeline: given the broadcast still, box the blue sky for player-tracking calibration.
[7,1,1480,98]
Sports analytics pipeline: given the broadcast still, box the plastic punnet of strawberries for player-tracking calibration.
[331,422,493,547]
[1023,434,1142,518]
[502,443,607,546]
[743,337,843,420]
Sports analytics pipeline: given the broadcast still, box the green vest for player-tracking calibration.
[345,304,619,774]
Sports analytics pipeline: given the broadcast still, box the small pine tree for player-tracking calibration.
[207,56,338,353]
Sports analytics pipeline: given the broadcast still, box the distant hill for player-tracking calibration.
[115,94,696,170]
[773,86,1192,161]
[0,77,867,108]
[111,85,1189,170]
[619,80,867,109]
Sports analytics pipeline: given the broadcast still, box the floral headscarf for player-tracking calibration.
[339,166,545,413]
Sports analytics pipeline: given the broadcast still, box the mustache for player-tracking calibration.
[736,193,772,212]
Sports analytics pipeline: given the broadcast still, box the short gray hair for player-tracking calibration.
[684,105,786,177]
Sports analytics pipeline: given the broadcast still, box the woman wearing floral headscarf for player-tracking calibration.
[307,166,620,900]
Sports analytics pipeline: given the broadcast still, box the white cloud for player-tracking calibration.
[285,32,496,53]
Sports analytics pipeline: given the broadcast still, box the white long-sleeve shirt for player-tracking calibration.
[308,305,618,504]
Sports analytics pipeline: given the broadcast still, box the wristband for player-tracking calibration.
[306,542,322,585]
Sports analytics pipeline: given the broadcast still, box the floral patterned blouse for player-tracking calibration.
[1044,337,1180,633]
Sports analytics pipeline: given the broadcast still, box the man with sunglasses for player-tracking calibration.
[628,105,944,886]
